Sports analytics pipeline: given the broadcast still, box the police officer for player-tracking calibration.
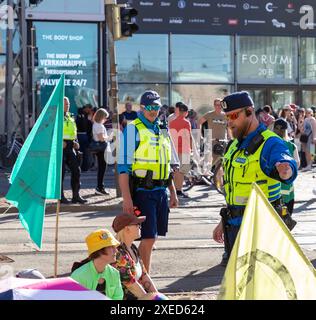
[212,91,298,265]
[61,97,87,204]
[118,90,178,273]
[76,104,93,171]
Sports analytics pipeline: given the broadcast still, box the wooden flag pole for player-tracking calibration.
[54,199,61,278]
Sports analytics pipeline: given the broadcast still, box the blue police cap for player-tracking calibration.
[221,91,254,113]
[140,90,162,106]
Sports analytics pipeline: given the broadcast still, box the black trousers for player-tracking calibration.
[96,151,107,189]
[224,224,241,258]
[77,133,91,171]
[285,199,294,215]
[62,142,81,197]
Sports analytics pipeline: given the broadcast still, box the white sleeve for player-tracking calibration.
[92,123,104,141]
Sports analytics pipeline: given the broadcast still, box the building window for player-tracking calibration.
[302,90,316,108]
[116,34,168,83]
[34,22,99,113]
[171,35,233,83]
[26,0,104,21]
[301,38,316,84]
[0,30,5,54]
[237,36,297,84]
[271,90,296,111]
[171,84,232,115]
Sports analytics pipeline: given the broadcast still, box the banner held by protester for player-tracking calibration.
[5,74,65,249]
[218,183,316,300]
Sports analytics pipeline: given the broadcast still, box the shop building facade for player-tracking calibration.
[1,0,316,136]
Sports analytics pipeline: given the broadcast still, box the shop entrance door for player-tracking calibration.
[270,89,296,111]
[302,88,316,108]
[236,87,266,109]
[238,86,297,112]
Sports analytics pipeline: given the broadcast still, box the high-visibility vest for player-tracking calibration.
[223,129,281,206]
[63,113,77,140]
[131,118,171,180]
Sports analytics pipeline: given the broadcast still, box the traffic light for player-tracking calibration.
[113,5,138,40]
[120,7,138,38]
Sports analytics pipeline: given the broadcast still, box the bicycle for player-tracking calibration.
[205,139,227,195]
[182,138,227,195]
[0,132,24,168]
[182,157,212,192]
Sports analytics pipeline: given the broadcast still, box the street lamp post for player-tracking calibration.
[105,0,121,197]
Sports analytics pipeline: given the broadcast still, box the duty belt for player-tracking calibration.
[228,197,282,218]
[228,207,244,218]
[134,177,169,189]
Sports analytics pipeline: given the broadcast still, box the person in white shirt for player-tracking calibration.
[279,105,294,138]
[92,108,113,195]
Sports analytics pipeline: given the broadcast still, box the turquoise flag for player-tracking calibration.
[6,74,64,249]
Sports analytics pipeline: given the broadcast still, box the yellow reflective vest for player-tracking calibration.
[63,113,77,140]
[223,129,281,206]
[131,118,171,180]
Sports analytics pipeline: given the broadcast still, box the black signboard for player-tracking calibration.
[117,0,316,36]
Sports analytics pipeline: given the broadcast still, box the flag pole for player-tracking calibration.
[54,199,61,278]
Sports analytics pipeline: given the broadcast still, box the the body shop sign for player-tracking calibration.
[34,22,98,113]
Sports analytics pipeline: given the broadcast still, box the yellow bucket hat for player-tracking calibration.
[85,229,120,256]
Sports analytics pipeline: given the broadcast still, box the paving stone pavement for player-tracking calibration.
[1,165,316,300]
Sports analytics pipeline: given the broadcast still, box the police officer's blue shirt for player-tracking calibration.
[118,112,166,192]
[227,123,298,226]
[238,123,297,184]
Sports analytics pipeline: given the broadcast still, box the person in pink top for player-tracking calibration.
[169,103,192,198]
[258,105,275,129]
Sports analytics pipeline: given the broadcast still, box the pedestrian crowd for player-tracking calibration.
[48,89,316,299]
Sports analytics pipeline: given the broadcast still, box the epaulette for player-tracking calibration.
[244,127,266,156]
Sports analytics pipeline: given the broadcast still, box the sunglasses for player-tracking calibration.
[144,105,160,111]
[225,109,245,121]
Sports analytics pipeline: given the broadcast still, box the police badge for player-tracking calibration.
[220,100,228,110]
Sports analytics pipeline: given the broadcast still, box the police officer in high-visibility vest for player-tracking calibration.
[212,91,298,266]
[61,97,87,204]
[118,90,179,273]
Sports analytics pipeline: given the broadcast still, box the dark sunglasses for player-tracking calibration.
[144,105,160,111]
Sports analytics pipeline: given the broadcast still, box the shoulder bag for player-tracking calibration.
[88,140,107,153]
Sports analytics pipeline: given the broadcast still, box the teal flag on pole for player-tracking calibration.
[5,75,65,249]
